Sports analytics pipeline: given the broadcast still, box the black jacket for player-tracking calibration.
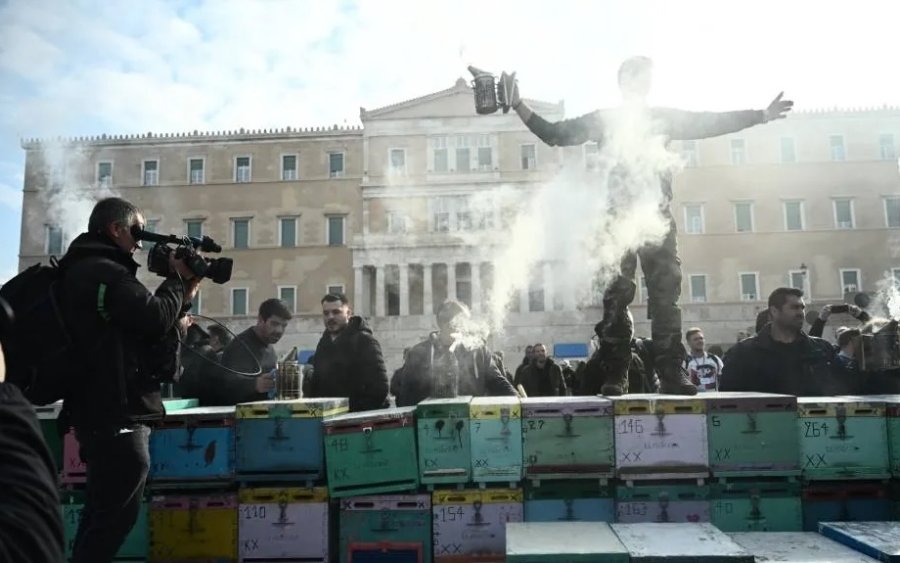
[176,343,221,405]
[515,358,567,397]
[213,327,274,405]
[0,383,64,563]
[393,333,516,406]
[720,325,855,396]
[59,233,185,430]
[307,316,389,412]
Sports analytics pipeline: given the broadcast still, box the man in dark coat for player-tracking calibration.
[306,294,389,412]
[393,300,516,406]
[502,56,792,396]
[721,288,851,396]
[515,343,567,397]
[513,345,534,384]
[58,197,199,562]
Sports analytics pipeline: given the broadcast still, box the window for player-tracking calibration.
[830,135,845,161]
[278,286,296,313]
[327,216,345,246]
[639,276,648,303]
[521,144,536,170]
[456,147,471,173]
[585,142,600,171]
[235,156,251,183]
[232,218,250,249]
[146,220,159,233]
[389,149,406,176]
[387,211,408,234]
[684,204,704,234]
[528,265,544,312]
[477,147,493,171]
[780,137,796,163]
[740,273,759,301]
[689,274,707,303]
[789,270,806,291]
[681,140,698,167]
[46,225,63,255]
[282,154,298,181]
[142,159,159,186]
[840,269,861,294]
[456,263,472,309]
[327,284,345,296]
[730,139,745,165]
[279,217,297,248]
[456,199,472,231]
[329,153,344,178]
[431,137,448,173]
[734,202,754,233]
[433,198,451,232]
[97,161,112,187]
[188,158,204,184]
[880,134,896,160]
[886,198,900,227]
[231,288,248,316]
[189,290,201,314]
[833,199,854,229]
[185,219,203,239]
[784,200,804,231]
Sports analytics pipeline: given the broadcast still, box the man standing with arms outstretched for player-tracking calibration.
[500,57,792,395]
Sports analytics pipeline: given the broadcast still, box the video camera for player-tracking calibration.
[130,226,233,284]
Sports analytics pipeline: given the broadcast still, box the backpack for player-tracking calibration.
[0,258,76,405]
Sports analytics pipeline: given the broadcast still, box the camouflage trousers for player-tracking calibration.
[598,215,684,387]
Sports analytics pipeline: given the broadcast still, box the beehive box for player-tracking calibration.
[238,487,329,562]
[35,401,63,475]
[615,481,710,523]
[149,493,238,561]
[711,479,802,532]
[611,523,754,562]
[163,398,199,411]
[416,397,472,485]
[820,522,900,562]
[469,396,522,484]
[235,398,348,482]
[521,396,614,481]
[801,481,893,531]
[797,397,890,480]
[524,480,614,522]
[62,490,148,561]
[706,392,800,478]
[338,494,431,563]
[432,488,522,562]
[323,407,419,498]
[613,395,709,480]
[148,406,235,483]
[883,396,900,477]
[728,532,880,562]
[506,522,629,563]
[61,429,86,485]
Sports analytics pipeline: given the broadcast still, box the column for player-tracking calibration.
[446,262,457,301]
[543,261,554,312]
[375,266,386,317]
[423,263,433,315]
[399,263,410,316]
[471,262,482,314]
[362,199,370,235]
[353,266,364,314]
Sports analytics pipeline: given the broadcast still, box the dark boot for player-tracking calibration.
[600,351,630,396]
[657,362,697,396]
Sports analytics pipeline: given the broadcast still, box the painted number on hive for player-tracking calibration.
[240,505,266,519]
[435,506,465,522]
[617,418,644,434]
[804,422,829,438]
[329,438,349,451]
[525,420,545,432]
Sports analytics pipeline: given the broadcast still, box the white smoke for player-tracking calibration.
[868,273,900,322]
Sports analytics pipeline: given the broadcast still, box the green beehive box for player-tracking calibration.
[339,494,432,563]
[706,392,800,478]
[323,406,419,498]
[470,396,522,483]
[615,481,711,523]
[62,490,148,561]
[162,397,199,412]
[797,397,890,480]
[416,397,472,485]
[881,396,900,477]
[611,523,754,562]
[521,396,614,482]
[711,479,802,532]
[35,401,63,475]
[506,522,629,563]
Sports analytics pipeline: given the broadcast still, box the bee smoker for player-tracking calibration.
[859,320,900,372]
[275,359,303,400]
[467,66,514,115]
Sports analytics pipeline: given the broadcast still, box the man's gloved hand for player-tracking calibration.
[499,71,521,112]
[818,304,832,321]
[848,304,864,319]
[764,92,793,122]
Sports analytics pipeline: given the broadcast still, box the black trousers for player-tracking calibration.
[70,424,150,563]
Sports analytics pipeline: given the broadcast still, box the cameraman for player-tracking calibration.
[59,197,200,563]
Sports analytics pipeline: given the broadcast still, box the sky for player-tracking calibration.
[2,0,900,284]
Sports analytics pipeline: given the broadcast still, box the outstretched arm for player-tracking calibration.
[661,92,793,140]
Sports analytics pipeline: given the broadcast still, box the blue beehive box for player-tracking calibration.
[819,521,900,562]
[524,480,614,523]
[470,396,522,484]
[802,481,893,531]
[729,532,881,562]
[339,494,432,563]
[235,398,348,482]
[149,406,235,483]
